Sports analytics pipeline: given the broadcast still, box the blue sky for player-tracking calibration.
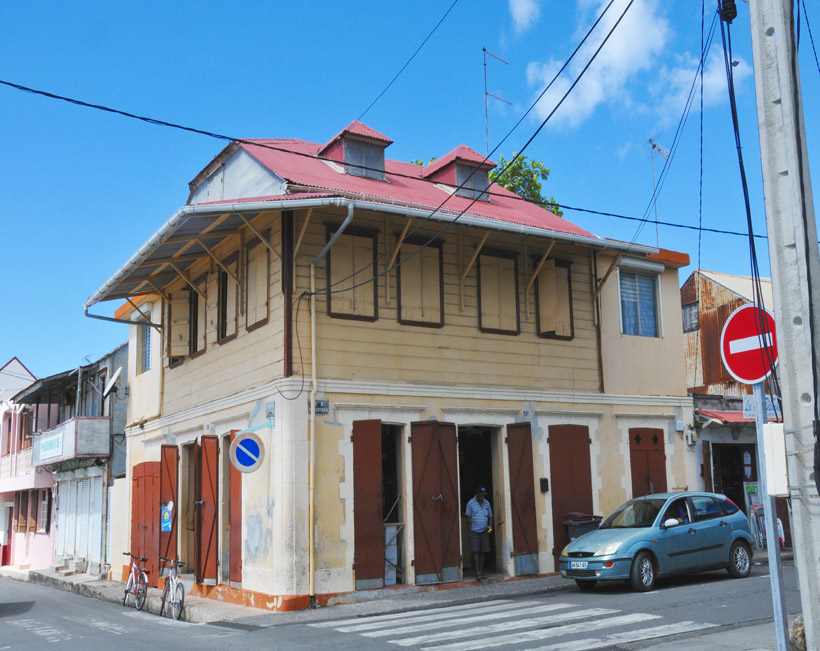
[1,0,818,379]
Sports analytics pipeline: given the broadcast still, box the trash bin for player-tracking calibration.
[563,512,603,541]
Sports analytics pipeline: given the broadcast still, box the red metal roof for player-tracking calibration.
[236,137,598,240]
[319,120,393,154]
[696,409,778,424]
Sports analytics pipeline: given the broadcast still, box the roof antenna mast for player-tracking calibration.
[649,138,670,247]
[483,47,511,156]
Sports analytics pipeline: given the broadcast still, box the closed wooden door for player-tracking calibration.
[197,436,219,585]
[548,425,593,571]
[353,419,384,590]
[131,461,160,586]
[411,422,460,584]
[159,445,179,564]
[507,422,538,575]
[629,428,667,497]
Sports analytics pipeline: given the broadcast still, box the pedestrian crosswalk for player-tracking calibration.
[310,599,717,649]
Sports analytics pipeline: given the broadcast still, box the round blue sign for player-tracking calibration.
[230,432,265,473]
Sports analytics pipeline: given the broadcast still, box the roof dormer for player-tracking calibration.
[423,145,496,201]
[318,121,393,181]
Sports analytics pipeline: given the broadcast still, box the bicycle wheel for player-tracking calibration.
[135,572,148,610]
[160,579,170,616]
[122,574,133,607]
[172,581,185,620]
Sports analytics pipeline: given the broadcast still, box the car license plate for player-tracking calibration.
[570,561,589,570]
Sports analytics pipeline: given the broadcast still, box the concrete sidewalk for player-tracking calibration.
[0,548,797,644]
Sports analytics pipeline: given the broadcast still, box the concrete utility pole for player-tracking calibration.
[749,0,820,646]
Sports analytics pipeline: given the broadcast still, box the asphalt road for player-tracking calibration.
[0,562,800,650]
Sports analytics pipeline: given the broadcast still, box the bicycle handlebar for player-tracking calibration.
[123,552,148,562]
[160,557,186,567]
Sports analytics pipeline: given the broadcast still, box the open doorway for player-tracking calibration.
[713,443,756,515]
[382,425,404,586]
[458,426,495,575]
[179,442,196,575]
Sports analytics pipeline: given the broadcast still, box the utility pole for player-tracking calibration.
[749,0,820,646]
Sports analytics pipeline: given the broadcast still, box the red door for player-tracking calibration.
[507,423,538,575]
[229,430,242,586]
[411,421,460,585]
[548,425,593,571]
[629,428,667,497]
[131,461,161,586]
[198,435,219,585]
[159,445,179,565]
[353,420,384,590]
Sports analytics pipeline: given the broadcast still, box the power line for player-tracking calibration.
[319,0,638,298]
[357,0,460,122]
[800,0,820,79]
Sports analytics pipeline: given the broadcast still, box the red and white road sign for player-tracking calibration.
[720,304,778,384]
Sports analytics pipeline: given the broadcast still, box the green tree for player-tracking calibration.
[489,152,563,216]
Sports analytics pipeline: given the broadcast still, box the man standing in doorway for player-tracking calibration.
[465,486,493,580]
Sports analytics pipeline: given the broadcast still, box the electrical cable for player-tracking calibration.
[319,0,637,297]
[718,4,783,423]
[357,0,459,122]
[694,0,707,393]
[800,0,820,80]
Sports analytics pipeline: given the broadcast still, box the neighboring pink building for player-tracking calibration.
[0,358,55,569]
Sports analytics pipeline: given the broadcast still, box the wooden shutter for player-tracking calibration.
[198,435,219,584]
[160,445,179,563]
[131,461,161,585]
[245,241,269,328]
[329,234,354,314]
[168,291,190,358]
[548,425,593,571]
[411,421,460,584]
[399,243,443,326]
[352,235,375,317]
[538,259,558,333]
[629,428,668,497]
[507,423,538,575]
[229,430,242,585]
[479,253,519,334]
[353,419,384,590]
[537,260,573,338]
[327,229,378,320]
[225,260,238,339]
[27,490,36,532]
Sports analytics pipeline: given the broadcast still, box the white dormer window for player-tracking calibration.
[455,164,489,201]
[344,139,386,180]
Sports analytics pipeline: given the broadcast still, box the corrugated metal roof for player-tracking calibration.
[697,270,774,308]
[238,139,593,239]
[319,120,394,151]
[696,408,777,424]
[423,144,496,177]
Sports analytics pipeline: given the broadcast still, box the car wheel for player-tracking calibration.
[575,579,597,591]
[630,551,656,592]
[727,540,751,578]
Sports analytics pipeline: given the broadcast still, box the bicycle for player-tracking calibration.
[159,556,186,620]
[122,551,149,610]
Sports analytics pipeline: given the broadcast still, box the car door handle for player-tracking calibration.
[719,520,728,527]
[688,528,696,534]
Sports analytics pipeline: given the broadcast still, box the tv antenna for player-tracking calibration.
[484,47,511,156]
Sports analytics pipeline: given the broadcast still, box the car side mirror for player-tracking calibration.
[663,518,680,528]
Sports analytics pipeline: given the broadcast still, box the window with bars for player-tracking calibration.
[137,317,152,374]
[682,302,699,332]
[619,271,659,337]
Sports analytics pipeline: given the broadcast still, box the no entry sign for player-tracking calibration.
[720,304,778,384]
[230,432,265,473]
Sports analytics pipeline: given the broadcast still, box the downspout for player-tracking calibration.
[309,202,354,602]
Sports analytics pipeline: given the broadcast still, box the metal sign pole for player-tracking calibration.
[752,381,789,650]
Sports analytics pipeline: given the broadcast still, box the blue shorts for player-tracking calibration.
[470,529,490,553]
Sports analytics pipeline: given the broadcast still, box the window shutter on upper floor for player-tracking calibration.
[327,231,377,320]
[479,252,519,334]
[536,260,573,339]
[399,242,442,326]
[246,239,269,328]
[168,291,190,358]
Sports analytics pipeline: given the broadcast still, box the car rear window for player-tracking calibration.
[718,498,739,515]
[691,496,723,521]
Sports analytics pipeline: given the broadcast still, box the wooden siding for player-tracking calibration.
[292,208,600,391]
[162,213,285,415]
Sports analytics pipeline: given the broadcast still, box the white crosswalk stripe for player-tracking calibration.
[312,598,718,650]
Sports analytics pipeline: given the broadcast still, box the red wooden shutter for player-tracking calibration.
[411,421,460,584]
[507,422,538,575]
[131,461,161,586]
[353,419,383,590]
[437,423,460,583]
[629,428,667,497]
[131,463,143,556]
[229,430,242,585]
[160,445,180,563]
[199,435,219,585]
[548,425,593,571]
[194,439,202,583]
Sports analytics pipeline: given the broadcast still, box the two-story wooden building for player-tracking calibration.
[86,121,694,610]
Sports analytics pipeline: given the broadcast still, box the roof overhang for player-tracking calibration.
[12,367,82,404]
[85,194,660,309]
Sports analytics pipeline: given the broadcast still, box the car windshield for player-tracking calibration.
[600,499,666,529]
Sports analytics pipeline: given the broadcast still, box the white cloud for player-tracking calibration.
[650,50,752,126]
[527,0,670,128]
[509,0,542,34]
